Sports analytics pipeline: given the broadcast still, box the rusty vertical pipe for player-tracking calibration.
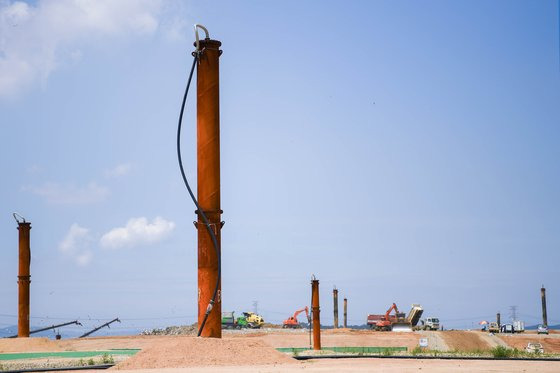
[311,277,321,350]
[497,313,501,328]
[17,222,31,338]
[343,298,347,328]
[541,286,548,327]
[196,37,222,338]
[333,288,338,329]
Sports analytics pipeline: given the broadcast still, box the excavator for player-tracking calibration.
[283,307,310,328]
[374,303,412,332]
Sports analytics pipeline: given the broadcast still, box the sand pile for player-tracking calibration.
[113,336,295,369]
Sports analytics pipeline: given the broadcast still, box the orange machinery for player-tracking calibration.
[373,303,412,332]
[283,307,310,328]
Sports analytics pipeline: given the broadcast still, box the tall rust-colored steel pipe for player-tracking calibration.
[343,298,347,328]
[333,288,338,329]
[311,277,321,350]
[541,286,548,327]
[196,38,223,338]
[17,222,31,337]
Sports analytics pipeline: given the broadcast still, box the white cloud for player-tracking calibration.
[24,182,109,204]
[59,223,93,266]
[100,216,175,249]
[75,250,93,266]
[104,163,132,178]
[0,0,164,98]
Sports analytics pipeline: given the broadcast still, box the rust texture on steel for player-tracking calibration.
[497,312,501,327]
[311,278,321,350]
[196,38,223,338]
[343,298,347,328]
[333,288,338,329]
[541,286,548,327]
[17,222,31,338]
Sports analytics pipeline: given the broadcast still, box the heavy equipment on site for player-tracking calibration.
[283,307,310,328]
[418,317,440,331]
[406,304,424,327]
[221,311,264,329]
[367,303,414,332]
[243,311,264,328]
[221,312,246,329]
[488,322,500,333]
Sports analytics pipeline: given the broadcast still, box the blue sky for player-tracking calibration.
[1,0,559,335]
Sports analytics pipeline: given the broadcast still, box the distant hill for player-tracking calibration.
[0,325,142,339]
[0,325,82,339]
[0,325,17,338]
[526,324,560,330]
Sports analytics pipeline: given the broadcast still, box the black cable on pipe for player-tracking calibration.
[177,52,222,337]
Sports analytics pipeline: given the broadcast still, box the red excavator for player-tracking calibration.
[283,307,310,328]
[374,303,412,332]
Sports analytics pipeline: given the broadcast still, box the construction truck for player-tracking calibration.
[222,312,247,329]
[513,320,525,333]
[243,312,264,328]
[283,307,309,328]
[406,304,424,327]
[418,317,440,331]
[488,322,500,333]
[367,303,412,332]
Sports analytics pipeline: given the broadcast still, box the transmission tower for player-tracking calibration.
[509,305,517,322]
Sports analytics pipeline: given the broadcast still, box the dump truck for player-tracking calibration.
[222,312,239,329]
[419,317,440,331]
[221,312,249,329]
[406,304,424,327]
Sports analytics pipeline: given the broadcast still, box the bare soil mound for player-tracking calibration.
[0,337,64,353]
[440,331,490,351]
[113,336,295,369]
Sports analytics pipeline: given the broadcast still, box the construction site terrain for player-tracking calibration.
[1,329,559,373]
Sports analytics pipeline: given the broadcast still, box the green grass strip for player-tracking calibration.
[276,346,407,354]
[0,349,140,361]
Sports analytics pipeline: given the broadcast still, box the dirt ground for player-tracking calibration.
[0,335,168,353]
[498,333,560,354]
[440,331,490,351]
[107,359,560,373]
[2,329,560,372]
[232,328,422,350]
